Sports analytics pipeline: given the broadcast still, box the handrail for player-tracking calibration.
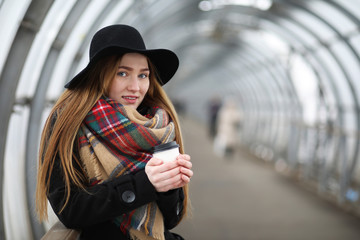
[41,221,80,240]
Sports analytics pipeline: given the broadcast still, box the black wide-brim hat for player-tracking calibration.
[64,24,179,88]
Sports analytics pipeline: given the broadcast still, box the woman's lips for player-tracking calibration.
[122,96,138,104]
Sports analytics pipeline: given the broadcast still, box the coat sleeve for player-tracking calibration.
[156,187,185,230]
[47,156,159,229]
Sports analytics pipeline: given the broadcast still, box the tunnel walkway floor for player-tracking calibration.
[173,117,360,240]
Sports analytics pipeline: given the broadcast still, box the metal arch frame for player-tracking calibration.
[197,4,303,161]
[249,5,344,125]
[232,46,283,150]
[130,0,198,41]
[202,62,260,140]
[23,1,102,238]
[170,43,244,120]
[64,0,137,88]
[253,0,360,201]
[258,17,345,175]
[188,5,306,158]
[302,51,347,193]
[237,42,299,156]
[231,73,259,143]
[1,0,360,238]
[177,43,239,89]
[282,0,360,201]
[233,59,276,149]
[207,1,359,199]
[249,0,360,202]
[160,9,296,141]
[238,1,357,200]
[232,70,259,131]
[154,30,257,121]
[159,3,314,163]
[243,27,305,159]
[163,31,282,132]
[273,15,356,197]
[0,1,54,238]
[261,10,345,172]
[226,49,280,152]
[327,0,360,27]
[224,54,271,146]
[3,0,141,238]
[272,57,303,152]
[275,7,353,197]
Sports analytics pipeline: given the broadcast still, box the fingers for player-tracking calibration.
[176,154,192,178]
[177,158,192,170]
[147,157,163,167]
[149,173,190,192]
[155,172,191,192]
[151,154,191,171]
[180,167,193,179]
[145,154,193,192]
[177,154,190,161]
[151,165,181,182]
[150,158,180,172]
[181,174,191,184]
[146,158,181,192]
[153,174,183,192]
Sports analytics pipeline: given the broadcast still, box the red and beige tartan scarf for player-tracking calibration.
[78,96,175,240]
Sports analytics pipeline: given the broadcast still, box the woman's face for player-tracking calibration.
[108,53,150,109]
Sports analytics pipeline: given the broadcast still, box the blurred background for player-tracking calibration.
[1,0,360,239]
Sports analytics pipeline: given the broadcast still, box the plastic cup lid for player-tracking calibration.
[152,141,179,153]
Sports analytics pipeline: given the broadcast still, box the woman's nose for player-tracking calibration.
[128,76,140,91]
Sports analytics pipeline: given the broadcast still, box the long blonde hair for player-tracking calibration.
[36,54,189,223]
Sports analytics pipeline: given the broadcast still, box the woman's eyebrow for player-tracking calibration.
[118,66,149,72]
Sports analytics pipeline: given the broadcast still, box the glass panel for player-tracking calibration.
[275,17,319,48]
[243,30,290,57]
[307,1,357,34]
[335,0,360,22]
[349,34,360,59]
[4,106,31,239]
[331,41,360,96]
[306,54,339,110]
[343,109,357,133]
[39,106,59,230]
[46,0,111,100]
[290,53,318,125]
[260,20,303,50]
[99,0,134,27]
[290,8,335,42]
[0,0,31,74]
[315,47,353,106]
[16,0,77,98]
[238,75,259,141]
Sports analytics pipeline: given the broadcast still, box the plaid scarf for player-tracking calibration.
[78,96,175,240]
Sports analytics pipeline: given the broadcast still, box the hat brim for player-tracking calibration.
[64,46,179,89]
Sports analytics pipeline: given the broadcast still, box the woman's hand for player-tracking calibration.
[145,154,193,192]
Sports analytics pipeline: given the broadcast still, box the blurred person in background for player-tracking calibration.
[214,97,242,158]
[207,95,222,139]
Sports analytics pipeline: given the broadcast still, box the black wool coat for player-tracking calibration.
[47,154,185,240]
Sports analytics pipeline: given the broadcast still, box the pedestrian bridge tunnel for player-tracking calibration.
[1,0,360,239]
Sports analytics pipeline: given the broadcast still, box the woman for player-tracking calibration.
[214,97,241,158]
[36,24,193,240]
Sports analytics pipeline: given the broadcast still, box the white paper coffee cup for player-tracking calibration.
[152,141,180,163]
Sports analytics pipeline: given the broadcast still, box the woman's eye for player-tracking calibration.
[117,71,127,77]
[139,73,148,79]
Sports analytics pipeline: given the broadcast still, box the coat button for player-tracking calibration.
[122,190,136,203]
